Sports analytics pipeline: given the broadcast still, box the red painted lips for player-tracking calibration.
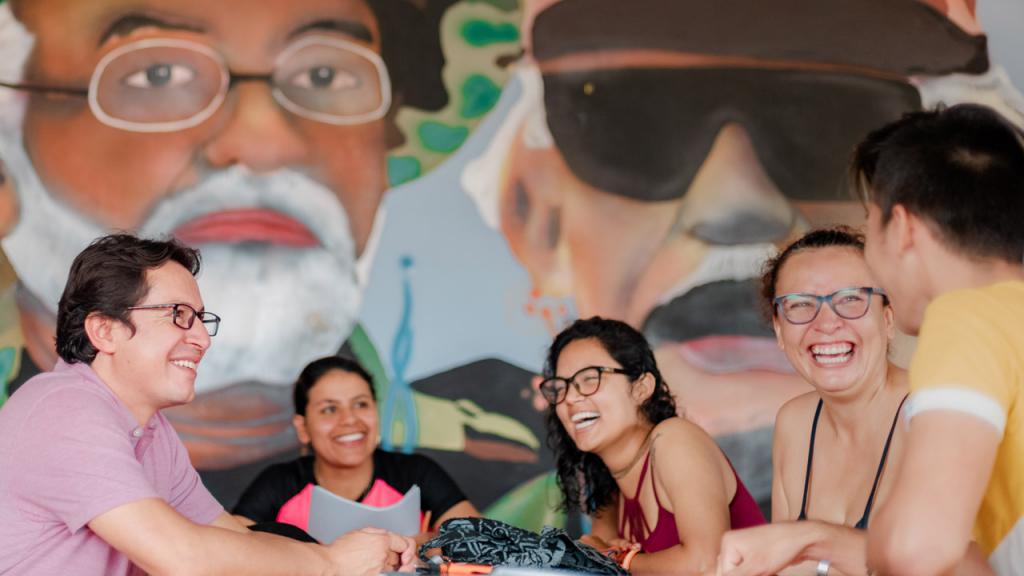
[172,208,319,247]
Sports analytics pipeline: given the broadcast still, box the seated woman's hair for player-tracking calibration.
[293,355,375,416]
[759,226,866,321]
[544,317,677,514]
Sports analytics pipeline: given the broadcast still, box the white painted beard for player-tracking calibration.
[0,130,365,393]
[187,239,362,392]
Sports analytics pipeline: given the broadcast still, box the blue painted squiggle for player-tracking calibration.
[381,256,418,453]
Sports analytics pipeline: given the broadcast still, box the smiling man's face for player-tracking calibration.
[2,0,396,394]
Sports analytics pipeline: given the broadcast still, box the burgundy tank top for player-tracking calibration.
[618,451,765,553]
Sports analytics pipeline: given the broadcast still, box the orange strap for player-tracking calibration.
[440,562,494,575]
[620,548,640,571]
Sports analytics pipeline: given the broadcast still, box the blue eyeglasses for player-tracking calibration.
[773,286,888,325]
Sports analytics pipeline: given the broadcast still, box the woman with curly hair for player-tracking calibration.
[542,317,764,574]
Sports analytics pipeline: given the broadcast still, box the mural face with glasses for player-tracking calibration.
[0,0,395,472]
[0,0,519,492]
[463,0,1024,508]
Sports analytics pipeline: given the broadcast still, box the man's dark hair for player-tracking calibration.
[760,226,868,321]
[56,234,201,365]
[543,316,677,515]
[851,103,1024,263]
[293,355,376,416]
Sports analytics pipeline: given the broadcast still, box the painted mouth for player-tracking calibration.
[643,279,793,374]
[172,208,319,247]
[810,342,854,366]
[678,334,795,374]
[570,411,600,430]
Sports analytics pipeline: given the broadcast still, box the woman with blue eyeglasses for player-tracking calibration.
[715,228,990,576]
[542,316,764,574]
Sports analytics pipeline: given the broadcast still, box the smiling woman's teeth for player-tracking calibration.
[571,411,600,430]
[811,343,853,364]
[335,433,365,442]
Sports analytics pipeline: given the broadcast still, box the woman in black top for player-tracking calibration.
[233,356,478,541]
[725,228,903,575]
[715,228,990,575]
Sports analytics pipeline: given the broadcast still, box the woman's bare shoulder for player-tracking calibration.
[775,391,820,433]
[651,416,721,457]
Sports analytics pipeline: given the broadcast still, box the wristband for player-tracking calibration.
[620,548,639,571]
[816,559,831,576]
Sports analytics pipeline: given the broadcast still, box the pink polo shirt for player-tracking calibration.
[0,360,223,575]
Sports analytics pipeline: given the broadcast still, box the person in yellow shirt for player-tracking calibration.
[855,104,1024,576]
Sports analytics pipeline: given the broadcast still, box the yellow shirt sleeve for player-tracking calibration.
[908,288,1019,431]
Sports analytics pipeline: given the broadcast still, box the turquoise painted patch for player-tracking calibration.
[387,156,422,187]
[418,122,469,154]
[460,74,501,119]
[0,347,15,407]
[461,20,519,47]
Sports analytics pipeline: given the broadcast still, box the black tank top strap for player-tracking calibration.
[855,393,909,529]
[797,398,824,521]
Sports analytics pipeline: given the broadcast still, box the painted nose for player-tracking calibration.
[202,83,308,172]
[678,123,799,245]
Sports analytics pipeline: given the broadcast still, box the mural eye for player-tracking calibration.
[289,66,360,91]
[123,63,196,89]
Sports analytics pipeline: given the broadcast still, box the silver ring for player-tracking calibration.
[816,559,832,576]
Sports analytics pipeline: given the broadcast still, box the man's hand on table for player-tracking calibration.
[326,527,417,575]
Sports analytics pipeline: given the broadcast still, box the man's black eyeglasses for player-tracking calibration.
[127,303,221,336]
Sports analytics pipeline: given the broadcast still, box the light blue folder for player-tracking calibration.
[307,484,421,542]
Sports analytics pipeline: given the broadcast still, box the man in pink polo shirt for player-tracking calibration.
[0,234,416,575]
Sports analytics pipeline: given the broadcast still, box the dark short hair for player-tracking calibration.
[759,226,866,321]
[851,103,1024,263]
[543,316,677,515]
[56,234,201,365]
[293,355,376,416]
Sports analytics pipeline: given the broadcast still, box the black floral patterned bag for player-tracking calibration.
[419,518,628,575]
